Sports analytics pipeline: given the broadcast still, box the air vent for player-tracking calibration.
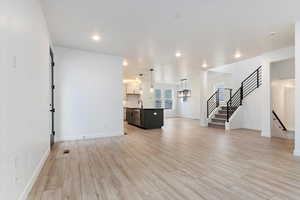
[63,150,70,154]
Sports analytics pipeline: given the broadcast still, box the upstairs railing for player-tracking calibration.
[226,66,262,122]
[241,66,262,99]
[272,110,287,131]
[207,88,232,118]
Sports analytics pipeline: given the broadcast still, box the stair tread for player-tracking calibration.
[209,122,225,125]
[212,118,226,121]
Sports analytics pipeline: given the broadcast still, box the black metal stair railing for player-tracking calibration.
[272,110,287,131]
[226,87,242,122]
[207,88,233,118]
[207,89,219,118]
[226,66,262,122]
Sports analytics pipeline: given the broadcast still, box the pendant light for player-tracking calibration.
[149,68,154,93]
[139,73,143,95]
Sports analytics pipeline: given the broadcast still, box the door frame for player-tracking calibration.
[50,47,55,147]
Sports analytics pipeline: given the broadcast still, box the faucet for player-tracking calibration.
[138,99,143,109]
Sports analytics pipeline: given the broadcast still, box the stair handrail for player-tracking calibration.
[226,66,262,122]
[207,89,219,118]
[272,110,287,131]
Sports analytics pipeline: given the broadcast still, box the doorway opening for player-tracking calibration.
[270,58,295,148]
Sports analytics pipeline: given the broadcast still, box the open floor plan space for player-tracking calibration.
[4,1,300,199]
[28,118,299,200]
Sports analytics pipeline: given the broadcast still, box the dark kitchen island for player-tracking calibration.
[126,108,164,129]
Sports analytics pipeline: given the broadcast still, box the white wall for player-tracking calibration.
[54,46,123,141]
[295,22,300,156]
[0,0,51,199]
[271,59,295,80]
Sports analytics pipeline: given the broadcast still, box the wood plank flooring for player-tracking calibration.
[27,118,300,200]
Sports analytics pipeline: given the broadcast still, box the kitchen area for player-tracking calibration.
[123,70,189,130]
[123,75,164,129]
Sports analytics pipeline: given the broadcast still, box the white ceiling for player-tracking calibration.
[41,0,300,81]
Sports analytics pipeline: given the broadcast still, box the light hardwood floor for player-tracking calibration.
[28,118,300,200]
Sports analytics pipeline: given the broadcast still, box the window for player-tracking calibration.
[164,100,173,109]
[164,89,172,99]
[164,89,173,109]
[155,89,161,99]
[154,88,173,110]
[155,89,162,108]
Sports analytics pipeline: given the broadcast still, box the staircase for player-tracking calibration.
[207,66,262,129]
[208,106,227,128]
[208,106,237,128]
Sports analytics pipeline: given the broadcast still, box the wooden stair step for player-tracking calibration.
[218,110,234,114]
[215,114,227,119]
[221,106,238,111]
[212,118,226,123]
[208,122,225,129]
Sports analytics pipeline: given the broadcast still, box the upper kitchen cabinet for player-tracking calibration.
[125,80,141,95]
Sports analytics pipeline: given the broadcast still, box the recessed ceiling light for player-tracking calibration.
[202,62,208,68]
[92,34,101,41]
[234,52,242,59]
[175,52,182,58]
[123,60,128,66]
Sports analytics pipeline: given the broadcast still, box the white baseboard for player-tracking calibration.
[56,132,124,142]
[18,147,50,200]
[261,130,271,138]
[200,122,208,127]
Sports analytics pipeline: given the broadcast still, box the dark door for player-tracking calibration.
[50,47,55,148]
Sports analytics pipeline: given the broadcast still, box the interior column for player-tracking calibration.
[200,70,208,127]
[294,22,300,156]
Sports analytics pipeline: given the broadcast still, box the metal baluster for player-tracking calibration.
[240,84,243,106]
[227,101,229,122]
[207,99,209,118]
[256,68,259,88]
[216,89,219,107]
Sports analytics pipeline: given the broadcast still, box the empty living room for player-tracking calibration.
[2,0,300,199]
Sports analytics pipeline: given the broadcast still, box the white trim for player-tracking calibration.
[200,119,208,127]
[18,147,50,200]
[293,149,300,157]
[225,106,242,130]
[261,130,271,138]
[208,106,220,119]
[56,132,124,142]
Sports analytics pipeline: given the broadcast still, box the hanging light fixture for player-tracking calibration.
[139,73,143,95]
[149,68,154,93]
